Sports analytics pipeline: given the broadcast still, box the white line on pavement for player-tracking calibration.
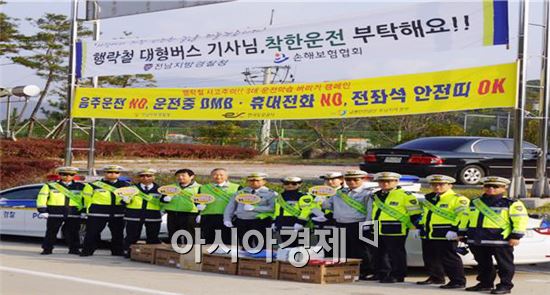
[0,266,183,295]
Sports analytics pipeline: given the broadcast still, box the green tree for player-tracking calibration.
[198,121,247,146]
[0,1,20,57]
[11,13,91,134]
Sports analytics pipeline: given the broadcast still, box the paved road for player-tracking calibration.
[1,239,549,295]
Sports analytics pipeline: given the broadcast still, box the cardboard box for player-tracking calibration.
[179,246,204,271]
[130,243,170,263]
[154,247,182,268]
[202,253,238,275]
[278,259,360,284]
[237,257,279,280]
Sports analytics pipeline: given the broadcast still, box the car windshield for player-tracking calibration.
[395,138,470,151]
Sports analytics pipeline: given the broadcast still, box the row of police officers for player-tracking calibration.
[37,166,528,294]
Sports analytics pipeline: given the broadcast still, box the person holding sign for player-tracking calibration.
[36,166,85,255]
[273,177,315,248]
[81,165,131,256]
[315,172,346,227]
[160,169,201,243]
[123,168,162,257]
[198,168,242,244]
[223,172,277,249]
[368,172,422,283]
[321,170,374,280]
[462,177,528,294]
[416,175,469,289]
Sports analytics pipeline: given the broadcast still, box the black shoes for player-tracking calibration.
[466,284,494,292]
[380,277,404,283]
[440,282,466,289]
[40,249,52,255]
[417,277,445,285]
[491,287,512,294]
[364,274,382,281]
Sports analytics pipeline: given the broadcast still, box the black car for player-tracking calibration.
[359,136,549,184]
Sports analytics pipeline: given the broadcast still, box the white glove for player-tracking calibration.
[163,196,172,202]
[271,223,277,230]
[243,204,255,211]
[311,216,328,223]
[445,231,458,240]
[195,215,201,224]
[310,208,325,217]
[412,230,420,239]
[80,213,87,219]
[196,204,206,211]
[38,213,49,219]
[293,223,304,230]
[314,196,324,203]
[122,196,131,203]
[223,221,233,228]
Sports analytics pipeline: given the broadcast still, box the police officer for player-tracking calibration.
[81,165,131,256]
[273,177,315,248]
[417,175,469,288]
[161,168,201,242]
[123,169,162,257]
[198,168,242,245]
[322,170,374,279]
[462,177,528,294]
[315,172,346,226]
[223,172,276,249]
[368,172,422,283]
[36,166,85,255]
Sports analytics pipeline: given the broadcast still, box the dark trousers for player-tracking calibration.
[166,211,197,243]
[470,245,515,290]
[234,218,271,249]
[200,215,232,245]
[336,222,371,275]
[42,217,81,252]
[124,221,161,251]
[421,239,466,284]
[373,235,408,280]
[82,216,124,255]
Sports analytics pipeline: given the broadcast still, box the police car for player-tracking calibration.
[0,183,168,240]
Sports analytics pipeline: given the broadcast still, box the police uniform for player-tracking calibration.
[36,167,85,255]
[463,177,528,294]
[315,172,344,227]
[274,177,315,248]
[322,170,374,277]
[81,165,131,256]
[369,172,422,283]
[123,169,162,256]
[417,175,469,288]
[161,175,201,243]
[198,180,242,244]
[223,173,277,249]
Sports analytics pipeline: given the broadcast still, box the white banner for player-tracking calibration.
[77,1,509,79]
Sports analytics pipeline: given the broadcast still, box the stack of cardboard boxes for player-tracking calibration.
[130,244,360,284]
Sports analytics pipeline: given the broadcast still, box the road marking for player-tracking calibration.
[0,266,183,295]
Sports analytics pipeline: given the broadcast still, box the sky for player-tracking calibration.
[0,0,547,119]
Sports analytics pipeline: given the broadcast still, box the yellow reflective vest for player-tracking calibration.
[372,187,422,236]
[126,184,161,211]
[463,194,528,246]
[419,189,470,240]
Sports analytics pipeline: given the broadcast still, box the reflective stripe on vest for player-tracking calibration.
[373,195,413,229]
[338,191,367,215]
[135,190,154,202]
[93,181,117,193]
[276,195,302,218]
[472,198,511,237]
[201,184,231,203]
[421,200,457,222]
[48,182,83,210]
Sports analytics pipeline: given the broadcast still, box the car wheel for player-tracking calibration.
[459,165,485,185]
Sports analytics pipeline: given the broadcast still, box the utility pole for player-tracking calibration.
[64,0,79,166]
[533,0,550,198]
[511,0,529,199]
[260,67,273,155]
